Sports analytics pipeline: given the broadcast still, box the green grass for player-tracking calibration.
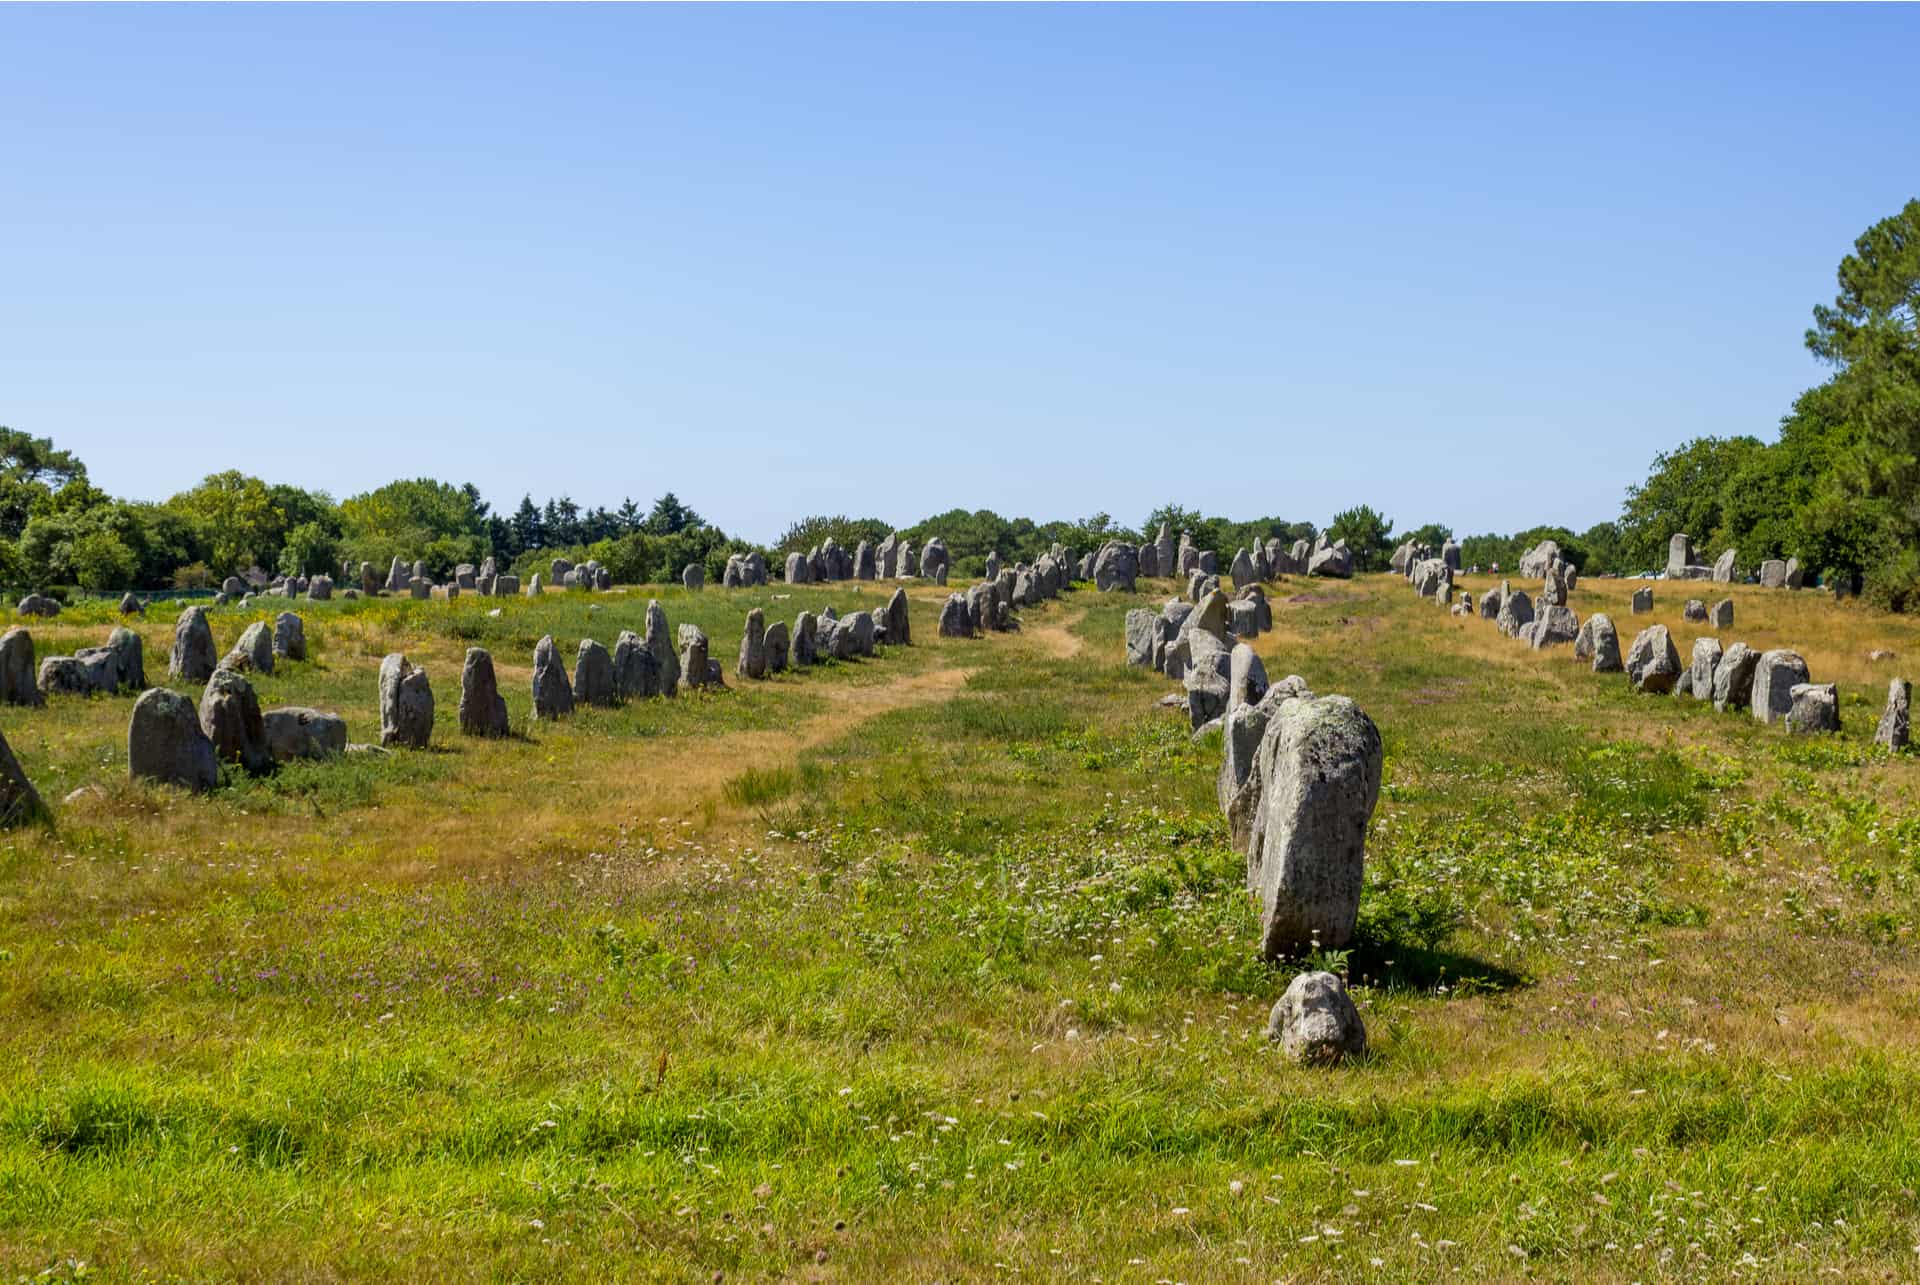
[3,573,1920,1279]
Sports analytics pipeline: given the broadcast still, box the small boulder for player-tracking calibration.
[127,688,219,792]
[1683,599,1707,622]
[272,612,306,661]
[1710,598,1733,629]
[1625,625,1681,693]
[0,725,47,826]
[1787,683,1840,735]
[1874,677,1910,750]
[737,609,768,680]
[459,647,511,736]
[1711,642,1760,713]
[679,624,710,687]
[1267,971,1367,1066]
[574,638,616,707]
[1630,586,1653,614]
[378,654,434,748]
[17,594,61,617]
[261,707,348,761]
[221,620,275,675]
[531,635,574,719]
[198,667,274,775]
[169,606,218,682]
[1686,637,1722,700]
[765,620,790,673]
[0,628,42,707]
[1750,649,1810,725]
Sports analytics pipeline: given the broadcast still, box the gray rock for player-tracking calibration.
[128,687,219,792]
[408,577,430,600]
[199,667,273,775]
[848,609,876,658]
[793,611,820,664]
[1197,549,1219,577]
[102,626,145,691]
[785,552,811,584]
[853,541,876,581]
[1785,558,1804,589]
[1711,642,1760,713]
[306,575,333,601]
[765,620,790,672]
[1712,548,1737,582]
[1189,589,1230,642]
[1625,625,1681,693]
[0,628,41,708]
[1518,540,1561,578]
[221,620,275,676]
[272,612,306,661]
[1478,587,1501,619]
[645,601,681,696]
[386,556,408,593]
[0,724,46,826]
[1250,695,1383,959]
[1230,547,1256,585]
[1710,598,1733,628]
[1306,544,1351,578]
[1228,642,1269,710]
[1183,631,1232,730]
[574,638,616,707]
[1758,559,1788,589]
[1229,599,1259,640]
[170,607,218,682]
[1441,538,1461,573]
[220,576,245,597]
[1875,677,1910,750]
[1496,589,1534,638]
[458,647,511,736]
[922,537,950,585]
[550,558,573,583]
[1687,637,1723,700]
[1411,559,1448,598]
[1751,649,1811,724]
[612,630,658,700]
[1268,971,1367,1065]
[1667,533,1712,579]
[886,587,912,645]
[682,564,705,591]
[1092,541,1139,592]
[262,706,347,761]
[531,635,573,718]
[1787,683,1840,734]
[1123,608,1157,666]
[737,609,767,680]
[1529,605,1578,649]
[359,562,378,595]
[119,592,144,615]
[495,575,519,596]
[678,624,710,687]
[1582,613,1622,672]
[1683,599,1707,622]
[939,595,974,640]
[378,654,433,748]
[1630,586,1653,614]
[38,653,113,698]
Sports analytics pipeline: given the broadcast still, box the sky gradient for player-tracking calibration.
[2,4,1914,543]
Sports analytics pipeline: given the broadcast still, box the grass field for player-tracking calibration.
[4,572,1920,1281]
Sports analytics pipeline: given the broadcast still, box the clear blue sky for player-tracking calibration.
[2,4,1913,544]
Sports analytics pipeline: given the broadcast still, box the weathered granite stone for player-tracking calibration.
[682,564,704,592]
[678,624,710,687]
[574,638,616,707]
[1710,598,1733,629]
[793,611,820,664]
[1267,971,1367,1065]
[1683,599,1707,622]
[1626,625,1681,693]
[1787,683,1840,734]
[764,620,789,672]
[262,706,348,761]
[1630,586,1653,614]
[0,628,41,708]
[272,612,306,661]
[1228,642,1269,710]
[220,620,274,676]
[1758,559,1788,589]
[458,647,511,736]
[737,609,767,680]
[0,725,46,826]
[199,667,273,775]
[1712,548,1737,582]
[378,654,433,748]
[169,607,217,682]
[1711,642,1759,713]
[128,687,219,792]
[644,601,680,696]
[1250,695,1383,959]
[1875,677,1910,750]
[1496,589,1534,639]
[1751,649,1811,724]
[531,635,573,718]
[1687,637,1723,700]
[1529,604,1579,649]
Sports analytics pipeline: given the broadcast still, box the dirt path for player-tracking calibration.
[1025,606,1087,659]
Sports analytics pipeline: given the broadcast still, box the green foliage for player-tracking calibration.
[66,530,137,591]
[1325,504,1394,572]
[337,478,488,576]
[166,470,282,576]
[277,521,339,578]
[774,515,891,556]
[1405,522,1452,550]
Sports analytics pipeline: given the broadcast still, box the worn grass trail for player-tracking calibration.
[3,575,1920,1280]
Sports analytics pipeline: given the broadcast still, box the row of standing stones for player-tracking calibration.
[1405,536,1913,746]
[1118,564,1377,1065]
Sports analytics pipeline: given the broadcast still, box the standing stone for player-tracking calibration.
[1711,642,1760,713]
[1228,599,1259,639]
[573,639,615,707]
[1267,971,1367,1065]
[1874,678,1911,750]
[612,630,658,700]
[854,541,876,581]
[198,668,273,775]
[1251,696,1383,959]
[1787,683,1840,734]
[0,725,46,826]
[170,606,218,682]
[785,552,811,584]
[921,538,950,584]
[1541,561,1573,607]
[1758,559,1788,589]
[1710,598,1733,629]
[119,592,144,615]
[409,577,430,600]
[1625,625,1681,693]
[878,587,910,646]
[384,556,407,593]
[794,611,820,663]
[1441,538,1462,573]
[984,551,1001,581]
[357,562,376,595]
[1092,542,1139,592]
[1124,608,1156,666]
[527,573,544,597]
[1686,638,1723,700]
[1306,543,1352,578]
[1153,524,1176,578]
[0,628,42,707]
[1230,548,1256,585]
[1496,589,1534,639]
[306,575,333,601]
[1682,599,1707,622]
[1183,632,1232,730]
[938,595,973,639]
[876,532,900,579]
[531,635,574,718]
[221,620,275,676]
[1784,558,1804,589]
[737,609,768,680]
[678,624,710,687]
[1750,649,1811,724]
[645,601,680,697]
[1228,642,1269,711]
[765,621,790,673]
[1582,613,1622,672]
[1630,586,1653,614]
[1529,605,1578,649]
[101,626,145,691]
[128,688,219,792]
[378,654,434,749]
[682,564,704,591]
[1712,549,1737,582]
[272,612,306,661]
[458,647,511,736]
[455,564,476,590]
